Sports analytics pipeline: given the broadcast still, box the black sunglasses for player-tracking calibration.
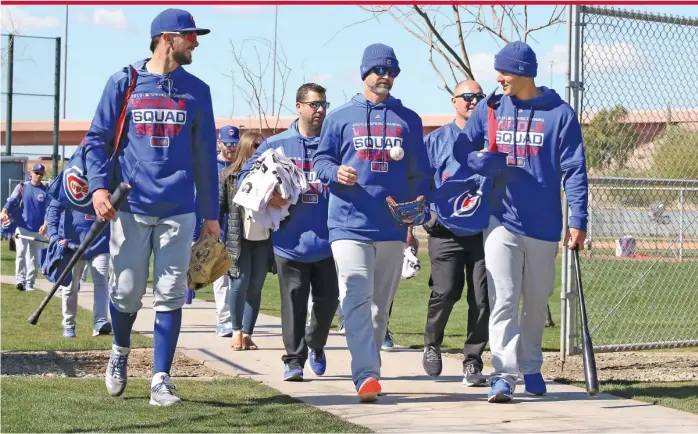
[455,92,486,102]
[371,65,399,78]
[300,101,330,111]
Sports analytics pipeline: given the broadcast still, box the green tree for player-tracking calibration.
[652,125,698,180]
[582,105,638,172]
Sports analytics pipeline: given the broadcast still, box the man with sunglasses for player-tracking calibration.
[241,83,339,382]
[1,164,48,292]
[85,8,219,406]
[454,41,588,403]
[314,43,432,402]
[418,80,491,387]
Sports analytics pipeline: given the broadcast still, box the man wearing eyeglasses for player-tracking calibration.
[313,43,432,402]
[415,80,491,387]
[454,42,588,403]
[1,164,48,292]
[241,83,339,382]
[84,8,219,406]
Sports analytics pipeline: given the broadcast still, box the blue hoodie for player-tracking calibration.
[45,198,109,260]
[240,120,331,262]
[83,58,218,220]
[454,87,588,242]
[313,94,432,243]
[193,156,231,241]
[3,182,48,232]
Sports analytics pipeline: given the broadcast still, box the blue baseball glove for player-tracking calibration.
[386,195,431,226]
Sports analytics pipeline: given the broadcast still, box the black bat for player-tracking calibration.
[28,183,131,325]
[573,247,599,397]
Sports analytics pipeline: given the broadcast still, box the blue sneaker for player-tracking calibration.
[92,321,112,337]
[309,349,327,376]
[488,378,513,403]
[283,363,304,382]
[62,327,76,338]
[216,323,233,338]
[524,373,547,396]
[381,329,394,352]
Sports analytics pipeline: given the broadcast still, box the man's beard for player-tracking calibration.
[370,82,391,95]
[173,50,192,65]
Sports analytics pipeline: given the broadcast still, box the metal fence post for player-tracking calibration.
[679,188,684,262]
[5,33,14,156]
[53,37,61,177]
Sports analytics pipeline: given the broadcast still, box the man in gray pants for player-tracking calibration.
[313,43,432,402]
[454,42,589,403]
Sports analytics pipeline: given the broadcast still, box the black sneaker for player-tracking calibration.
[422,345,442,377]
[16,283,25,291]
[463,364,487,387]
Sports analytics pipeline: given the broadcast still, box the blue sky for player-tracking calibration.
[1,4,696,127]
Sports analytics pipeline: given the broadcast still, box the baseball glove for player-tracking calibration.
[188,235,233,290]
[386,195,429,225]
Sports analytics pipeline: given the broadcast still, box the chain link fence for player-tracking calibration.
[563,6,698,355]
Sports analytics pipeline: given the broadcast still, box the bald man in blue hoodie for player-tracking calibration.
[314,43,432,402]
[454,42,589,403]
[86,9,219,406]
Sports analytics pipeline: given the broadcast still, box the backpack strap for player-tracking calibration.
[487,98,498,152]
[112,66,138,154]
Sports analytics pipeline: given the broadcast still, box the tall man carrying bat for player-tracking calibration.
[86,8,219,406]
[453,42,588,403]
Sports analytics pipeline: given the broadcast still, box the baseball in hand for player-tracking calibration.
[390,146,404,161]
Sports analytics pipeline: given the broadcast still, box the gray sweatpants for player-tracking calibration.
[62,253,110,328]
[15,227,42,288]
[331,239,403,388]
[484,217,558,391]
[110,211,195,313]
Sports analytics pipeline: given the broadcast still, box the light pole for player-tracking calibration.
[271,5,278,112]
[62,6,69,162]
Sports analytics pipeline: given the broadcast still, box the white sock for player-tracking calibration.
[112,344,130,356]
[151,372,169,388]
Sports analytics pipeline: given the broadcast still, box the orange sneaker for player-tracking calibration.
[357,377,381,403]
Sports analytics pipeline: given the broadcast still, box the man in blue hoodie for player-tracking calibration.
[241,83,339,382]
[86,9,219,406]
[419,79,490,387]
[454,42,588,403]
[1,164,48,292]
[313,44,432,402]
[44,198,112,338]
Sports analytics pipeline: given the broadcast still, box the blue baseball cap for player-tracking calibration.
[150,9,210,38]
[32,163,46,174]
[218,126,241,145]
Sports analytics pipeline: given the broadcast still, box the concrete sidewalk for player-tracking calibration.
[6,276,698,433]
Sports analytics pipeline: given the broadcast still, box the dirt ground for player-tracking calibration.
[443,350,698,383]
[0,349,224,379]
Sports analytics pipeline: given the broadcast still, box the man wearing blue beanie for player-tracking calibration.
[313,43,432,402]
[454,41,589,402]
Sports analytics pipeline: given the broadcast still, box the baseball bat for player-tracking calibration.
[28,183,131,325]
[573,247,599,397]
[15,234,50,244]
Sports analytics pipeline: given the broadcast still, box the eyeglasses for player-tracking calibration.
[371,66,399,78]
[162,31,197,44]
[299,101,330,111]
[455,92,486,103]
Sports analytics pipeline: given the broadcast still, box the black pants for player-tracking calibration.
[424,231,489,369]
[276,255,339,367]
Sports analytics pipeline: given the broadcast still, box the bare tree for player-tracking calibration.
[228,37,292,135]
[357,5,566,95]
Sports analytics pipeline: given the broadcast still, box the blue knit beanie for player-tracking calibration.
[494,41,538,78]
[360,43,400,80]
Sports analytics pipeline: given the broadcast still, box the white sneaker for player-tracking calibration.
[105,344,130,396]
[25,286,35,292]
[150,373,181,406]
[463,364,487,387]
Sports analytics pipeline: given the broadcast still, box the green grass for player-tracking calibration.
[1,283,152,351]
[0,378,371,433]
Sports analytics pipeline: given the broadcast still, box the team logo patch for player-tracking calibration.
[63,166,92,207]
[302,194,318,204]
[85,214,96,221]
[36,193,45,202]
[150,136,170,147]
[452,191,481,218]
[371,162,388,172]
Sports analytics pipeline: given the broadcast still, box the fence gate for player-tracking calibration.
[562,6,698,357]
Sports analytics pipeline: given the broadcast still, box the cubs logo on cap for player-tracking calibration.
[32,163,46,173]
[219,125,241,144]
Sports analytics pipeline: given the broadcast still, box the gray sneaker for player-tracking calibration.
[463,364,487,387]
[150,374,181,406]
[422,345,442,377]
[105,345,130,397]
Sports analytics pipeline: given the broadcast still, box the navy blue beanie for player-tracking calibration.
[360,43,400,80]
[494,41,538,78]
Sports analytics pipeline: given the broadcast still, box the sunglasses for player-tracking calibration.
[371,66,399,78]
[162,31,197,44]
[218,140,238,148]
[299,101,330,111]
[455,92,487,102]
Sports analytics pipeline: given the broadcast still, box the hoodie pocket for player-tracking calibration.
[126,160,191,207]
